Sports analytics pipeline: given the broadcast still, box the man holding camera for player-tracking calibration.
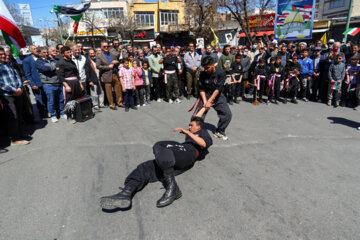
[159,47,182,104]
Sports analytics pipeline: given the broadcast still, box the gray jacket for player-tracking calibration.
[240,55,251,79]
[328,62,346,81]
[184,51,201,72]
[35,57,60,85]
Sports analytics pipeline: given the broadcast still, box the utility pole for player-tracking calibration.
[54,0,64,44]
[343,0,353,43]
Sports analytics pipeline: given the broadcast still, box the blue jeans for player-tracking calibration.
[124,89,134,107]
[43,84,64,117]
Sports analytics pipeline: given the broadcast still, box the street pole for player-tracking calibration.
[343,0,353,43]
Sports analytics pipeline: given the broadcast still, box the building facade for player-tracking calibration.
[130,0,188,46]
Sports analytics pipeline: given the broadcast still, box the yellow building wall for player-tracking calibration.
[130,0,185,33]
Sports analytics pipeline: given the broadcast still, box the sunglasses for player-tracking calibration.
[103,46,109,48]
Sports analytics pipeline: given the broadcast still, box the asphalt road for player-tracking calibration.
[0,98,359,240]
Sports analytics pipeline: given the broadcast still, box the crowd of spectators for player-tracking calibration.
[0,34,359,148]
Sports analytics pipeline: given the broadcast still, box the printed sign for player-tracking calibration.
[274,0,315,40]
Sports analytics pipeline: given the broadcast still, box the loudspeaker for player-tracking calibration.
[74,96,94,122]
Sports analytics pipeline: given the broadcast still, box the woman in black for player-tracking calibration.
[100,108,212,209]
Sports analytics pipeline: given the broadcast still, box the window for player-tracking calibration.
[135,12,155,27]
[329,0,346,9]
[87,8,124,19]
[160,11,178,25]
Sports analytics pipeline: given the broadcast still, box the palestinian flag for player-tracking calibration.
[52,3,90,34]
[343,28,360,36]
[0,0,26,57]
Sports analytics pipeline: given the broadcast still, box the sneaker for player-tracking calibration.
[327,100,331,106]
[291,98,298,104]
[68,119,76,124]
[335,102,339,108]
[141,104,146,107]
[283,99,287,104]
[125,107,129,112]
[131,106,138,110]
[214,132,228,141]
[157,98,162,103]
[60,114,68,120]
[302,98,308,102]
[175,98,181,104]
[136,104,140,108]
[317,99,322,103]
[168,99,173,104]
[51,116,59,123]
[11,140,30,146]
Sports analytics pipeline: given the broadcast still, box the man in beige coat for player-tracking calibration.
[96,41,123,110]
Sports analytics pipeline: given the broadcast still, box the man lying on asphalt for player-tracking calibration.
[99,108,212,209]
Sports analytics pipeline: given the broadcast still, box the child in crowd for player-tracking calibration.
[253,58,269,104]
[345,57,360,110]
[230,54,243,104]
[285,56,302,104]
[328,54,346,107]
[269,56,285,104]
[142,61,153,104]
[119,58,136,112]
[132,61,144,107]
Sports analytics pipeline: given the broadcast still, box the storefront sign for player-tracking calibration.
[244,13,275,29]
[74,28,107,37]
[133,29,155,40]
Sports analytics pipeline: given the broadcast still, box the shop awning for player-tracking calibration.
[312,28,328,33]
[238,31,274,37]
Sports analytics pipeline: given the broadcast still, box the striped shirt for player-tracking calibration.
[0,63,22,96]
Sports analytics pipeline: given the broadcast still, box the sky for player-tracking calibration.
[6,0,86,28]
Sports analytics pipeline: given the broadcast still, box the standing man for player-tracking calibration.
[184,42,201,99]
[110,39,121,61]
[71,45,98,99]
[35,47,66,123]
[311,47,322,101]
[203,45,219,67]
[159,47,182,104]
[22,45,47,118]
[239,48,251,101]
[0,47,29,146]
[96,41,123,110]
[198,56,232,140]
[218,45,235,104]
[148,46,164,102]
[88,49,105,108]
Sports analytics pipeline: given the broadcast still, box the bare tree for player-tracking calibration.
[4,1,22,24]
[108,15,137,46]
[219,0,275,45]
[185,0,218,40]
[82,12,108,48]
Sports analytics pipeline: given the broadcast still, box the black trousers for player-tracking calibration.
[253,78,267,101]
[1,95,23,140]
[124,141,197,191]
[268,78,281,100]
[152,77,162,100]
[288,78,299,99]
[199,94,232,135]
[311,74,321,100]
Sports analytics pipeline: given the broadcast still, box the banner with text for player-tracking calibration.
[274,0,315,40]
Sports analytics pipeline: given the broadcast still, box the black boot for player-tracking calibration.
[156,173,182,208]
[99,183,138,210]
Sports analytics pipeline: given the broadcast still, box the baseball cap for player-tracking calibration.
[328,39,335,43]
[292,56,298,59]
[314,47,322,51]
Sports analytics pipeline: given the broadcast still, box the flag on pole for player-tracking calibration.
[0,0,26,57]
[343,27,360,36]
[52,3,91,34]
[320,32,327,45]
[210,28,219,47]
